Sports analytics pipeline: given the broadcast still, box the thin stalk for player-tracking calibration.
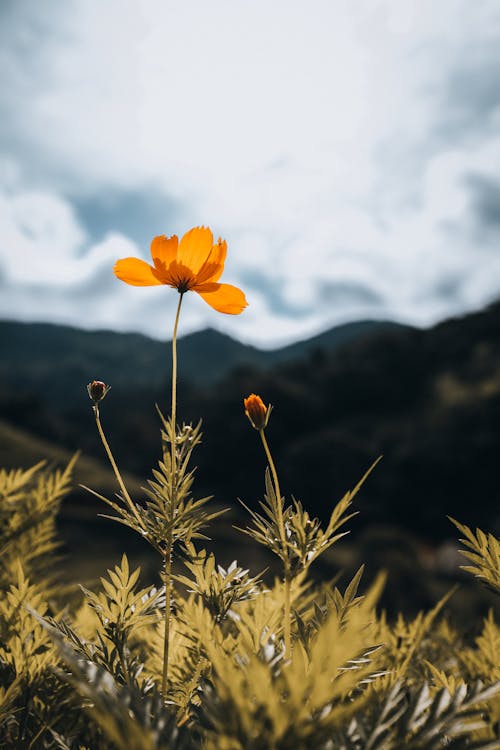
[161,544,173,697]
[170,292,184,468]
[161,291,184,699]
[117,638,131,687]
[28,720,56,750]
[93,405,144,531]
[259,428,292,658]
[259,429,286,551]
[284,574,292,657]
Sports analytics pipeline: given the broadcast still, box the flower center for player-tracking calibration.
[176,278,190,293]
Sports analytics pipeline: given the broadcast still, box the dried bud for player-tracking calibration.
[244,393,271,430]
[87,380,111,403]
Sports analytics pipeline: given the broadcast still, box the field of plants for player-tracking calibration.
[1,228,499,749]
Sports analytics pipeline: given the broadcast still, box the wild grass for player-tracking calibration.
[1,444,499,748]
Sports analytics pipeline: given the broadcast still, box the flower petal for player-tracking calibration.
[150,235,178,269]
[114,257,164,286]
[194,282,248,314]
[194,238,227,284]
[159,260,193,290]
[177,226,213,275]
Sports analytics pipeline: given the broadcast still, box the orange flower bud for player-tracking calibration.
[87,380,111,403]
[244,393,271,430]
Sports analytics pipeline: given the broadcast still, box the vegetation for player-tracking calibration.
[1,229,499,747]
[1,445,499,747]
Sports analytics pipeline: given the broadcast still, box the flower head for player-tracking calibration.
[87,380,111,403]
[114,226,247,315]
[244,394,271,431]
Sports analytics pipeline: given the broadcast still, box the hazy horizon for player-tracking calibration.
[3,296,486,352]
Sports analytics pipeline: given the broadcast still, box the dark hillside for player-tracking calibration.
[1,303,499,542]
[178,301,500,539]
[0,317,402,400]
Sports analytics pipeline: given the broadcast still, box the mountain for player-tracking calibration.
[199,299,500,539]
[0,318,403,402]
[262,320,408,365]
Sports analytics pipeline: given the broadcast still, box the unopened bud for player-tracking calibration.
[244,393,271,430]
[87,380,111,403]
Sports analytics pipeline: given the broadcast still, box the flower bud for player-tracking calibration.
[87,380,111,403]
[244,393,271,430]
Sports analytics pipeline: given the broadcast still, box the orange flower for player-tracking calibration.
[114,226,247,315]
[244,393,271,430]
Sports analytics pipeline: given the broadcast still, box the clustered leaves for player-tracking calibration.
[0,456,77,590]
[449,517,500,595]
[240,459,380,575]
[85,415,225,556]
[175,543,262,623]
[0,452,499,749]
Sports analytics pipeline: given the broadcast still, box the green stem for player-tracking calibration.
[284,574,292,658]
[161,545,173,697]
[28,720,55,750]
[170,293,184,468]
[259,428,292,659]
[94,405,144,531]
[161,291,184,700]
[259,429,286,552]
[117,637,131,686]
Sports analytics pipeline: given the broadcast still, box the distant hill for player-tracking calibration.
[0,419,144,512]
[263,320,408,365]
[0,318,404,403]
[2,301,500,544]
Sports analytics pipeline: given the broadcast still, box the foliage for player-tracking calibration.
[84,416,225,557]
[239,458,380,574]
[449,518,500,595]
[174,543,262,623]
[0,456,76,590]
[0,454,499,749]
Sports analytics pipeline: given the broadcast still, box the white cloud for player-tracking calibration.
[1,1,500,347]
[0,190,86,284]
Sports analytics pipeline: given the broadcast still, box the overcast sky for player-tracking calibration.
[1,0,500,347]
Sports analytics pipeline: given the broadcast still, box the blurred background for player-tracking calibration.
[1,0,499,619]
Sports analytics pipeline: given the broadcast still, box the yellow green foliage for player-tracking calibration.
[450,518,500,595]
[1,455,499,748]
[0,457,76,589]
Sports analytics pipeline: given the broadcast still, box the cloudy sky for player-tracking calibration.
[1,0,500,347]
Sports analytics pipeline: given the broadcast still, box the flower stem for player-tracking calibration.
[161,291,184,700]
[161,545,173,697]
[93,405,144,530]
[259,429,286,552]
[171,293,184,454]
[284,574,291,657]
[259,428,291,659]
